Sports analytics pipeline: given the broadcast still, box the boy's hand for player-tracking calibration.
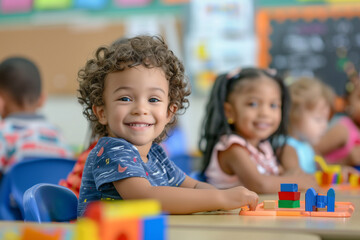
[220,186,259,211]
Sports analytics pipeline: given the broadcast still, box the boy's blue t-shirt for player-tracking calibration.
[77,137,186,217]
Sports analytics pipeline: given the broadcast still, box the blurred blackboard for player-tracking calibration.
[257,6,360,96]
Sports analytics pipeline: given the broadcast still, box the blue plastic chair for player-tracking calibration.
[23,183,78,223]
[189,171,207,182]
[0,158,76,220]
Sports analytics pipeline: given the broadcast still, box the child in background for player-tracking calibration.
[0,57,73,176]
[316,80,360,166]
[77,35,258,216]
[282,77,358,180]
[282,77,334,174]
[199,68,318,194]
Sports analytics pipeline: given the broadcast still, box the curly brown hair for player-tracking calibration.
[77,35,191,142]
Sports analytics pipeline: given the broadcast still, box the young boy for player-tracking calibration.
[0,56,73,176]
[77,35,258,216]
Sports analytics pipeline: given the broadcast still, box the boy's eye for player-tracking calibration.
[149,98,160,103]
[248,102,258,107]
[119,97,131,102]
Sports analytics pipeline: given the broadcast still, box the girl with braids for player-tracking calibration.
[199,68,318,193]
[77,35,258,216]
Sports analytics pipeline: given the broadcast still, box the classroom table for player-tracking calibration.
[169,193,360,240]
[0,220,321,240]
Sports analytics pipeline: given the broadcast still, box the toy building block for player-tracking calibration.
[103,199,161,219]
[82,199,166,240]
[278,191,300,201]
[263,200,277,209]
[74,218,99,240]
[278,200,300,208]
[21,227,62,240]
[305,187,336,212]
[280,183,298,192]
[314,155,341,173]
[144,215,167,240]
[316,195,327,208]
[349,174,359,187]
[327,188,335,212]
[305,188,317,212]
[101,217,141,240]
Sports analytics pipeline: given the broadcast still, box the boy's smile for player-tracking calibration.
[93,65,174,157]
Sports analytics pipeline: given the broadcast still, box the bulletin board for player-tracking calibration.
[0,23,125,95]
[257,5,360,96]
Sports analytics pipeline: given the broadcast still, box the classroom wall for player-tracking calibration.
[3,0,360,155]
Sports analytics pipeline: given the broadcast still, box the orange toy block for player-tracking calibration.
[21,227,62,240]
[100,218,142,240]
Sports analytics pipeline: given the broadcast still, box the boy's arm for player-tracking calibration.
[113,177,258,214]
[180,175,216,189]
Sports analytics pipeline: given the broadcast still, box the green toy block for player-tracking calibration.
[278,200,300,208]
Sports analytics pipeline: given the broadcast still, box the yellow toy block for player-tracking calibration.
[103,199,161,219]
[263,200,276,209]
[314,155,341,173]
[74,218,99,240]
[349,174,359,187]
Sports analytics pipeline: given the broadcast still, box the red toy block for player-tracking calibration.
[278,191,300,201]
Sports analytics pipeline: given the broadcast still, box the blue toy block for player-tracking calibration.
[280,183,298,192]
[327,188,335,212]
[305,188,317,212]
[143,215,167,240]
[316,195,327,208]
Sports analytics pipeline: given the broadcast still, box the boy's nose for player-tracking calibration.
[131,100,149,115]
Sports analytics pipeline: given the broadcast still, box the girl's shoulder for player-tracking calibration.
[218,134,247,149]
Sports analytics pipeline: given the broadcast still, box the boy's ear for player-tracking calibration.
[92,105,108,125]
[224,102,234,120]
[167,104,178,123]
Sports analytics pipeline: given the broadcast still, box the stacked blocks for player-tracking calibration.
[278,183,300,208]
[76,199,167,240]
[305,187,335,212]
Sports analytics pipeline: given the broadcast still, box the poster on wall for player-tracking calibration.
[184,0,256,95]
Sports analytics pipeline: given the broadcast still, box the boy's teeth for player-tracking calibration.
[130,124,150,127]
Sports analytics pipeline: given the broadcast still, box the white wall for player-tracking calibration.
[40,95,89,150]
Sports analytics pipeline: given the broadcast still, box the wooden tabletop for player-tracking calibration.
[169,193,360,240]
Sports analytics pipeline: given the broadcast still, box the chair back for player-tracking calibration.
[0,158,76,220]
[189,171,207,182]
[23,183,78,223]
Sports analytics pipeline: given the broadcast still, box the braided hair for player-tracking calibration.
[198,67,290,174]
